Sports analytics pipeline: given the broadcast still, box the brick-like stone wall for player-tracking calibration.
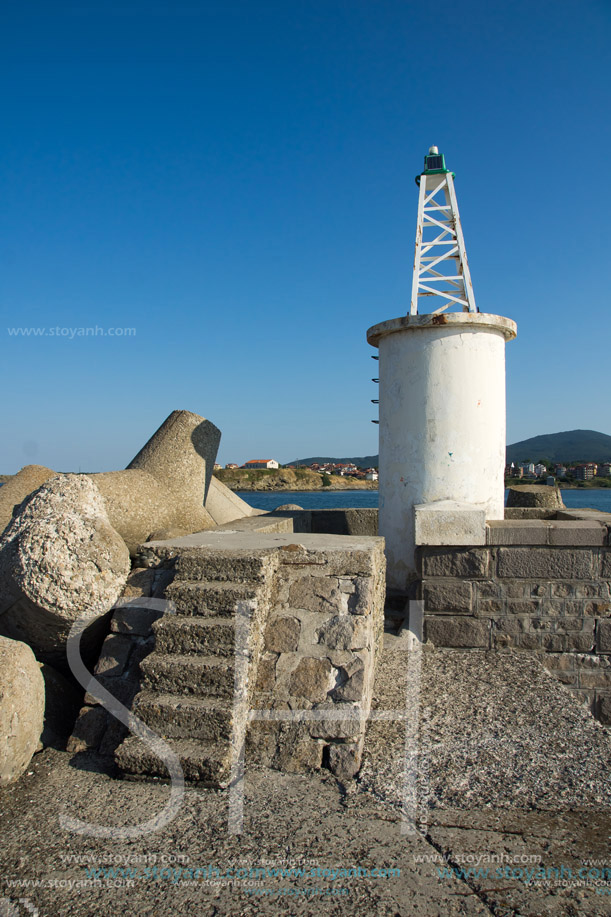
[419,519,611,721]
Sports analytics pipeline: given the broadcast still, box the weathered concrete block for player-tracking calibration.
[422,581,472,614]
[578,669,611,688]
[486,520,549,545]
[577,582,609,598]
[597,620,611,654]
[542,653,577,671]
[549,522,606,546]
[425,616,489,648]
[556,672,578,686]
[554,618,591,634]
[479,599,503,614]
[491,617,528,635]
[504,583,528,598]
[414,501,486,546]
[564,632,595,652]
[421,548,488,579]
[584,601,611,617]
[264,616,301,653]
[477,580,501,599]
[507,600,540,616]
[310,509,378,537]
[515,633,542,650]
[602,550,611,579]
[497,548,594,580]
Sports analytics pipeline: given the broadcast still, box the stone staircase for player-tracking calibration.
[115,551,275,787]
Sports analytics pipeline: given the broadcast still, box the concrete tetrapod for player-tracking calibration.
[93,410,221,553]
[0,475,131,666]
[0,635,45,785]
[0,412,251,553]
[0,464,55,534]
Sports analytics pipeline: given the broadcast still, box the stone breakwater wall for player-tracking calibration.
[419,518,611,722]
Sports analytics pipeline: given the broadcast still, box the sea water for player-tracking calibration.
[237,489,611,514]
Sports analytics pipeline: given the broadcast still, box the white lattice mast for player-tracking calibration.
[410,146,477,315]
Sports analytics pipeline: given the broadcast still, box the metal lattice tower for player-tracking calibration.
[409,146,477,315]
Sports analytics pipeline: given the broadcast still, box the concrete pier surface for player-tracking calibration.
[1,643,610,916]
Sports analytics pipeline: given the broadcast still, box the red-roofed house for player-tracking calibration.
[242,459,279,470]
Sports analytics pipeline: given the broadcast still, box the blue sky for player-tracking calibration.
[1,0,610,472]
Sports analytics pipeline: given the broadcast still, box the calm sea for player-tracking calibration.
[237,489,611,514]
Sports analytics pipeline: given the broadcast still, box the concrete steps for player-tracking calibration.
[152,615,238,656]
[133,691,237,742]
[140,653,234,697]
[165,580,260,616]
[115,556,271,786]
[175,552,272,583]
[116,735,232,786]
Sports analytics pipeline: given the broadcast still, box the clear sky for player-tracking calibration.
[1,0,610,472]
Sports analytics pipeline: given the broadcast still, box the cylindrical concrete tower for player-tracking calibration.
[368,313,516,591]
[368,147,517,592]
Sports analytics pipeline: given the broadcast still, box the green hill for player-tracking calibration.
[506,430,611,464]
[292,430,611,469]
[289,455,378,468]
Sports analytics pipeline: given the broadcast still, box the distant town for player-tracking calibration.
[214,459,379,481]
[505,461,611,484]
[214,457,611,488]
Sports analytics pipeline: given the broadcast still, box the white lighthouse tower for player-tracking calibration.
[367,147,517,592]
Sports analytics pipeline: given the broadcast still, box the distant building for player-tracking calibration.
[225,463,239,469]
[242,459,279,470]
[554,465,567,477]
[600,463,611,477]
[534,463,547,477]
[213,463,223,471]
[366,471,378,481]
[520,463,535,476]
[572,463,597,481]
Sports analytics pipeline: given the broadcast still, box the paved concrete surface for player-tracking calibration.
[1,646,611,916]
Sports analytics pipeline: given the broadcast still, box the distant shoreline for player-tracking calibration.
[214,468,378,493]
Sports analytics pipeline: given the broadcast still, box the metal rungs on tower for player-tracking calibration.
[409,146,477,316]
